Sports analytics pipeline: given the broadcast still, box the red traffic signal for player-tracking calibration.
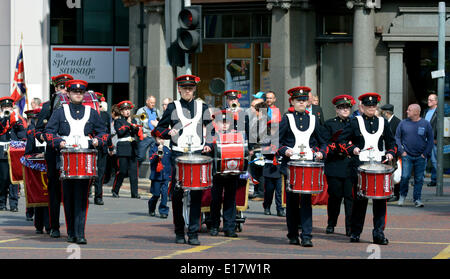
[177,6,202,53]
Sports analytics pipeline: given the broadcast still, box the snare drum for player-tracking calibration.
[357,163,395,199]
[60,148,98,179]
[287,160,324,194]
[176,154,213,190]
[214,132,248,174]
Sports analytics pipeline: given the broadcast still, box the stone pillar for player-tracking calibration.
[144,3,174,106]
[388,42,405,119]
[0,0,11,96]
[267,0,316,114]
[350,0,376,99]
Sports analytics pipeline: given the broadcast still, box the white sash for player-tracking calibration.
[61,104,91,148]
[172,100,204,152]
[286,113,315,160]
[356,115,385,162]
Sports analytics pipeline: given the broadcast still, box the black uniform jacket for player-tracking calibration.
[44,103,108,151]
[114,116,140,157]
[25,122,45,155]
[0,114,26,159]
[152,98,212,150]
[323,116,352,178]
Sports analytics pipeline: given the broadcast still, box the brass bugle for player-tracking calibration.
[3,110,10,117]
[132,113,147,121]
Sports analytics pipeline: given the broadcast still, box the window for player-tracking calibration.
[205,14,271,39]
[321,14,353,36]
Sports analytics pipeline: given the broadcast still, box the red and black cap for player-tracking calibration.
[212,109,234,122]
[358,92,381,106]
[94,92,103,100]
[287,86,310,101]
[332,94,356,107]
[51,74,74,87]
[0,96,15,107]
[66,80,88,91]
[24,107,42,118]
[224,90,241,99]
[176,75,200,87]
[117,100,134,110]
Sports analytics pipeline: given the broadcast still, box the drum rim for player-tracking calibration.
[60,174,98,179]
[60,148,98,153]
[358,163,395,174]
[287,160,324,167]
[175,155,213,163]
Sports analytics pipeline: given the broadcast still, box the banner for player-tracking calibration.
[7,141,26,183]
[225,59,251,108]
[21,157,48,207]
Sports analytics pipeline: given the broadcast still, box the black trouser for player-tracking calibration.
[250,164,264,196]
[263,176,283,212]
[286,192,312,241]
[45,149,61,231]
[171,151,203,239]
[326,176,353,231]
[112,156,139,197]
[92,150,107,199]
[0,160,18,209]
[62,179,90,239]
[210,175,238,233]
[34,207,50,231]
[350,195,387,240]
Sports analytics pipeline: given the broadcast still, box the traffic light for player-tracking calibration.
[177,5,202,53]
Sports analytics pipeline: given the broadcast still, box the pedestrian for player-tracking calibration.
[279,86,327,247]
[422,93,438,187]
[380,103,402,201]
[340,92,396,245]
[306,89,324,125]
[147,140,171,219]
[30,97,41,110]
[45,79,108,244]
[152,74,213,246]
[248,98,266,200]
[396,104,434,208]
[265,91,281,124]
[324,95,355,236]
[135,96,160,165]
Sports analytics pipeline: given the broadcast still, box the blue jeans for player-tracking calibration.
[137,136,156,163]
[399,155,426,202]
[148,180,169,215]
[429,145,437,183]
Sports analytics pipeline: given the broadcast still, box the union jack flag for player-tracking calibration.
[11,41,27,115]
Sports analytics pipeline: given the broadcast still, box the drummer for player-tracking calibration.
[44,79,108,244]
[24,107,50,234]
[207,109,240,238]
[111,100,142,199]
[152,74,212,246]
[340,92,396,245]
[278,86,327,247]
[323,95,356,236]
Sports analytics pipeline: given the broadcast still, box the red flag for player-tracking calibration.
[11,39,28,115]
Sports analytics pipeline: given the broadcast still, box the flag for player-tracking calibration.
[11,39,27,115]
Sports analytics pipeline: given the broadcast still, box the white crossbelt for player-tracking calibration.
[117,136,135,142]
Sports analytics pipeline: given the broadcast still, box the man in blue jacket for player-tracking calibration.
[148,142,171,218]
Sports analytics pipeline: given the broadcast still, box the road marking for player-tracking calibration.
[0,236,41,244]
[153,238,242,259]
[433,245,450,259]
[390,241,450,245]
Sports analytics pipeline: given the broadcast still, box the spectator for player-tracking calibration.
[30,97,41,109]
[396,104,434,208]
[380,104,402,202]
[311,94,319,106]
[162,97,173,112]
[265,91,281,124]
[422,93,438,187]
[135,96,161,164]
[306,90,324,125]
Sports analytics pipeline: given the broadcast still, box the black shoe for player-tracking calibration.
[373,237,389,245]
[50,229,60,238]
[26,217,34,221]
[111,191,119,198]
[131,195,141,199]
[188,238,200,246]
[160,213,168,219]
[277,210,286,217]
[301,239,313,247]
[67,236,77,243]
[35,229,44,234]
[224,231,238,238]
[209,228,219,236]
[10,207,18,212]
[427,182,437,187]
[76,238,87,245]
[94,198,104,205]
[289,237,300,245]
[149,211,155,217]
[326,226,334,234]
[175,235,186,244]
[345,228,351,237]
[388,196,399,202]
[264,208,271,215]
[350,235,360,243]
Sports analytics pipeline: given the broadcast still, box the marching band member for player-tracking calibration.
[323,95,355,236]
[208,109,239,238]
[278,87,327,247]
[340,92,396,245]
[23,107,50,234]
[35,73,73,238]
[152,74,212,246]
[0,97,26,212]
[45,79,108,244]
[111,100,142,199]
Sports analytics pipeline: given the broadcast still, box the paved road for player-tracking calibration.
[0,177,449,260]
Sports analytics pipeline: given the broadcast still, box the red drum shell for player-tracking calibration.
[214,132,248,174]
[287,160,324,194]
[357,163,395,199]
[176,155,213,190]
[60,149,98,179]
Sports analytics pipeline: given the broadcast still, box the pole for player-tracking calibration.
[184,0,191,75]
[437,2,445,196]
